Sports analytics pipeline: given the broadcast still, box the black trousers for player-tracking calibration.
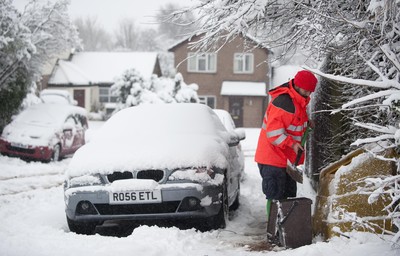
[258,164,297,200]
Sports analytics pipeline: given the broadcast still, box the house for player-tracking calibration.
[47,51,162,115]
[168,33,271,128]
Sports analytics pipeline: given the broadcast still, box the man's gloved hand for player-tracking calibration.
[292,142,304,155]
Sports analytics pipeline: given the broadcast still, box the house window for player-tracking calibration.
[187,52,217,73]
[234,53,254,74]
[199,96,216,109]
[99,87,117,103]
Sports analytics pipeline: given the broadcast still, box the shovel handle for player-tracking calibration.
[294,126,312,166]
[294,148,303,166]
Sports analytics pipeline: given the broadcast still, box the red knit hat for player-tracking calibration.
[294,70,318,92]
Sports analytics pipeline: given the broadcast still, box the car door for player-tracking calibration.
[73,114,86,147]
[61,115,85,154]
[217,111,243,205]
[60,116,77,154]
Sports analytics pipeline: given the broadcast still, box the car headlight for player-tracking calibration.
[66,174,103,188]
[168,167,223,185]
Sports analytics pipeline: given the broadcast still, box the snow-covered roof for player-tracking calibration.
[167,35,197,52]
[220,81,267,96]
[48,52,159,85]
[168,32,270,52]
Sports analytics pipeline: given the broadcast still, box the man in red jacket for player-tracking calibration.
[255,70,318,201]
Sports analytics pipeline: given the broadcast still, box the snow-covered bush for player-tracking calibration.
[111,68,199,112]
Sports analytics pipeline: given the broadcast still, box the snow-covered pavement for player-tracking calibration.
[0,124,398,256]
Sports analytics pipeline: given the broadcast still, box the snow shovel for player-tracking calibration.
[286,126,312,184]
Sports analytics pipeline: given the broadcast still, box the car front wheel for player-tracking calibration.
[67,217,97,235]
[207,176,229,230]
[230,185,240,211]
[52,144,61,162]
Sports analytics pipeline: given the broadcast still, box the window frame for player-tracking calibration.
[233,53,254,74]
[99,87,118,103]
[187,52,217,73]
[198,95,216,109]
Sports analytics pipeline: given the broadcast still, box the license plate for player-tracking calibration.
[10,142,29,149]
[109,190,162,204]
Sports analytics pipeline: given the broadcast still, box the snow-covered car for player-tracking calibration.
[213,109,245,175]
[40,89,77,105]
[0,103,88,162]
[64,103,246,234]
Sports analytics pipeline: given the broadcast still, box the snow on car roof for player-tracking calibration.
[12,103,86,125]
[212,109,236,131]
[66,103,231,177]
[40,89,71,97]
[40,89,75,105]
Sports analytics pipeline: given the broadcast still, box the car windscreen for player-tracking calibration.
[96,104,226,141]
[41,94,70,104]
[13,104,73,127]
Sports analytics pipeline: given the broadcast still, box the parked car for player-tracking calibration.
[40,89,77,105]
[0,103,88,162]
[64,103,246,234]
[213,109,246,177]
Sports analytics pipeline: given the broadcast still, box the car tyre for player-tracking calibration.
[52,144,61,162]
[208,176,229,230]
[67,216,97,235]
[229,183,240,211]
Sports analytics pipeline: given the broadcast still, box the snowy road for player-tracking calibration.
[0,158,66,196]
[0,126,397,256]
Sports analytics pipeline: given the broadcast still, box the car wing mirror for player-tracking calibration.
[228,136,240,147]
[227,128,246,147]
[234,128,246,141]
[62,123,74,132]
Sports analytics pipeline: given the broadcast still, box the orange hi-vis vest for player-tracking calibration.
[255,80,310,168]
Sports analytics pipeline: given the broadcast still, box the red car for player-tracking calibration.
[0,103,88,162]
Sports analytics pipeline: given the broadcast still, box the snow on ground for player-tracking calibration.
[0,122,398,256]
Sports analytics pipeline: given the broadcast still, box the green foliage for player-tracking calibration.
[0,68,29,133]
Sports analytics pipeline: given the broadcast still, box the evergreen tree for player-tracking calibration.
[0,0,79,131]
[0,68,29,132]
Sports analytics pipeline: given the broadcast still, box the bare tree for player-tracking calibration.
[74,16,112,51]
[114,18,139,51]
[156,3,198,47]
[136,28,162,51]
